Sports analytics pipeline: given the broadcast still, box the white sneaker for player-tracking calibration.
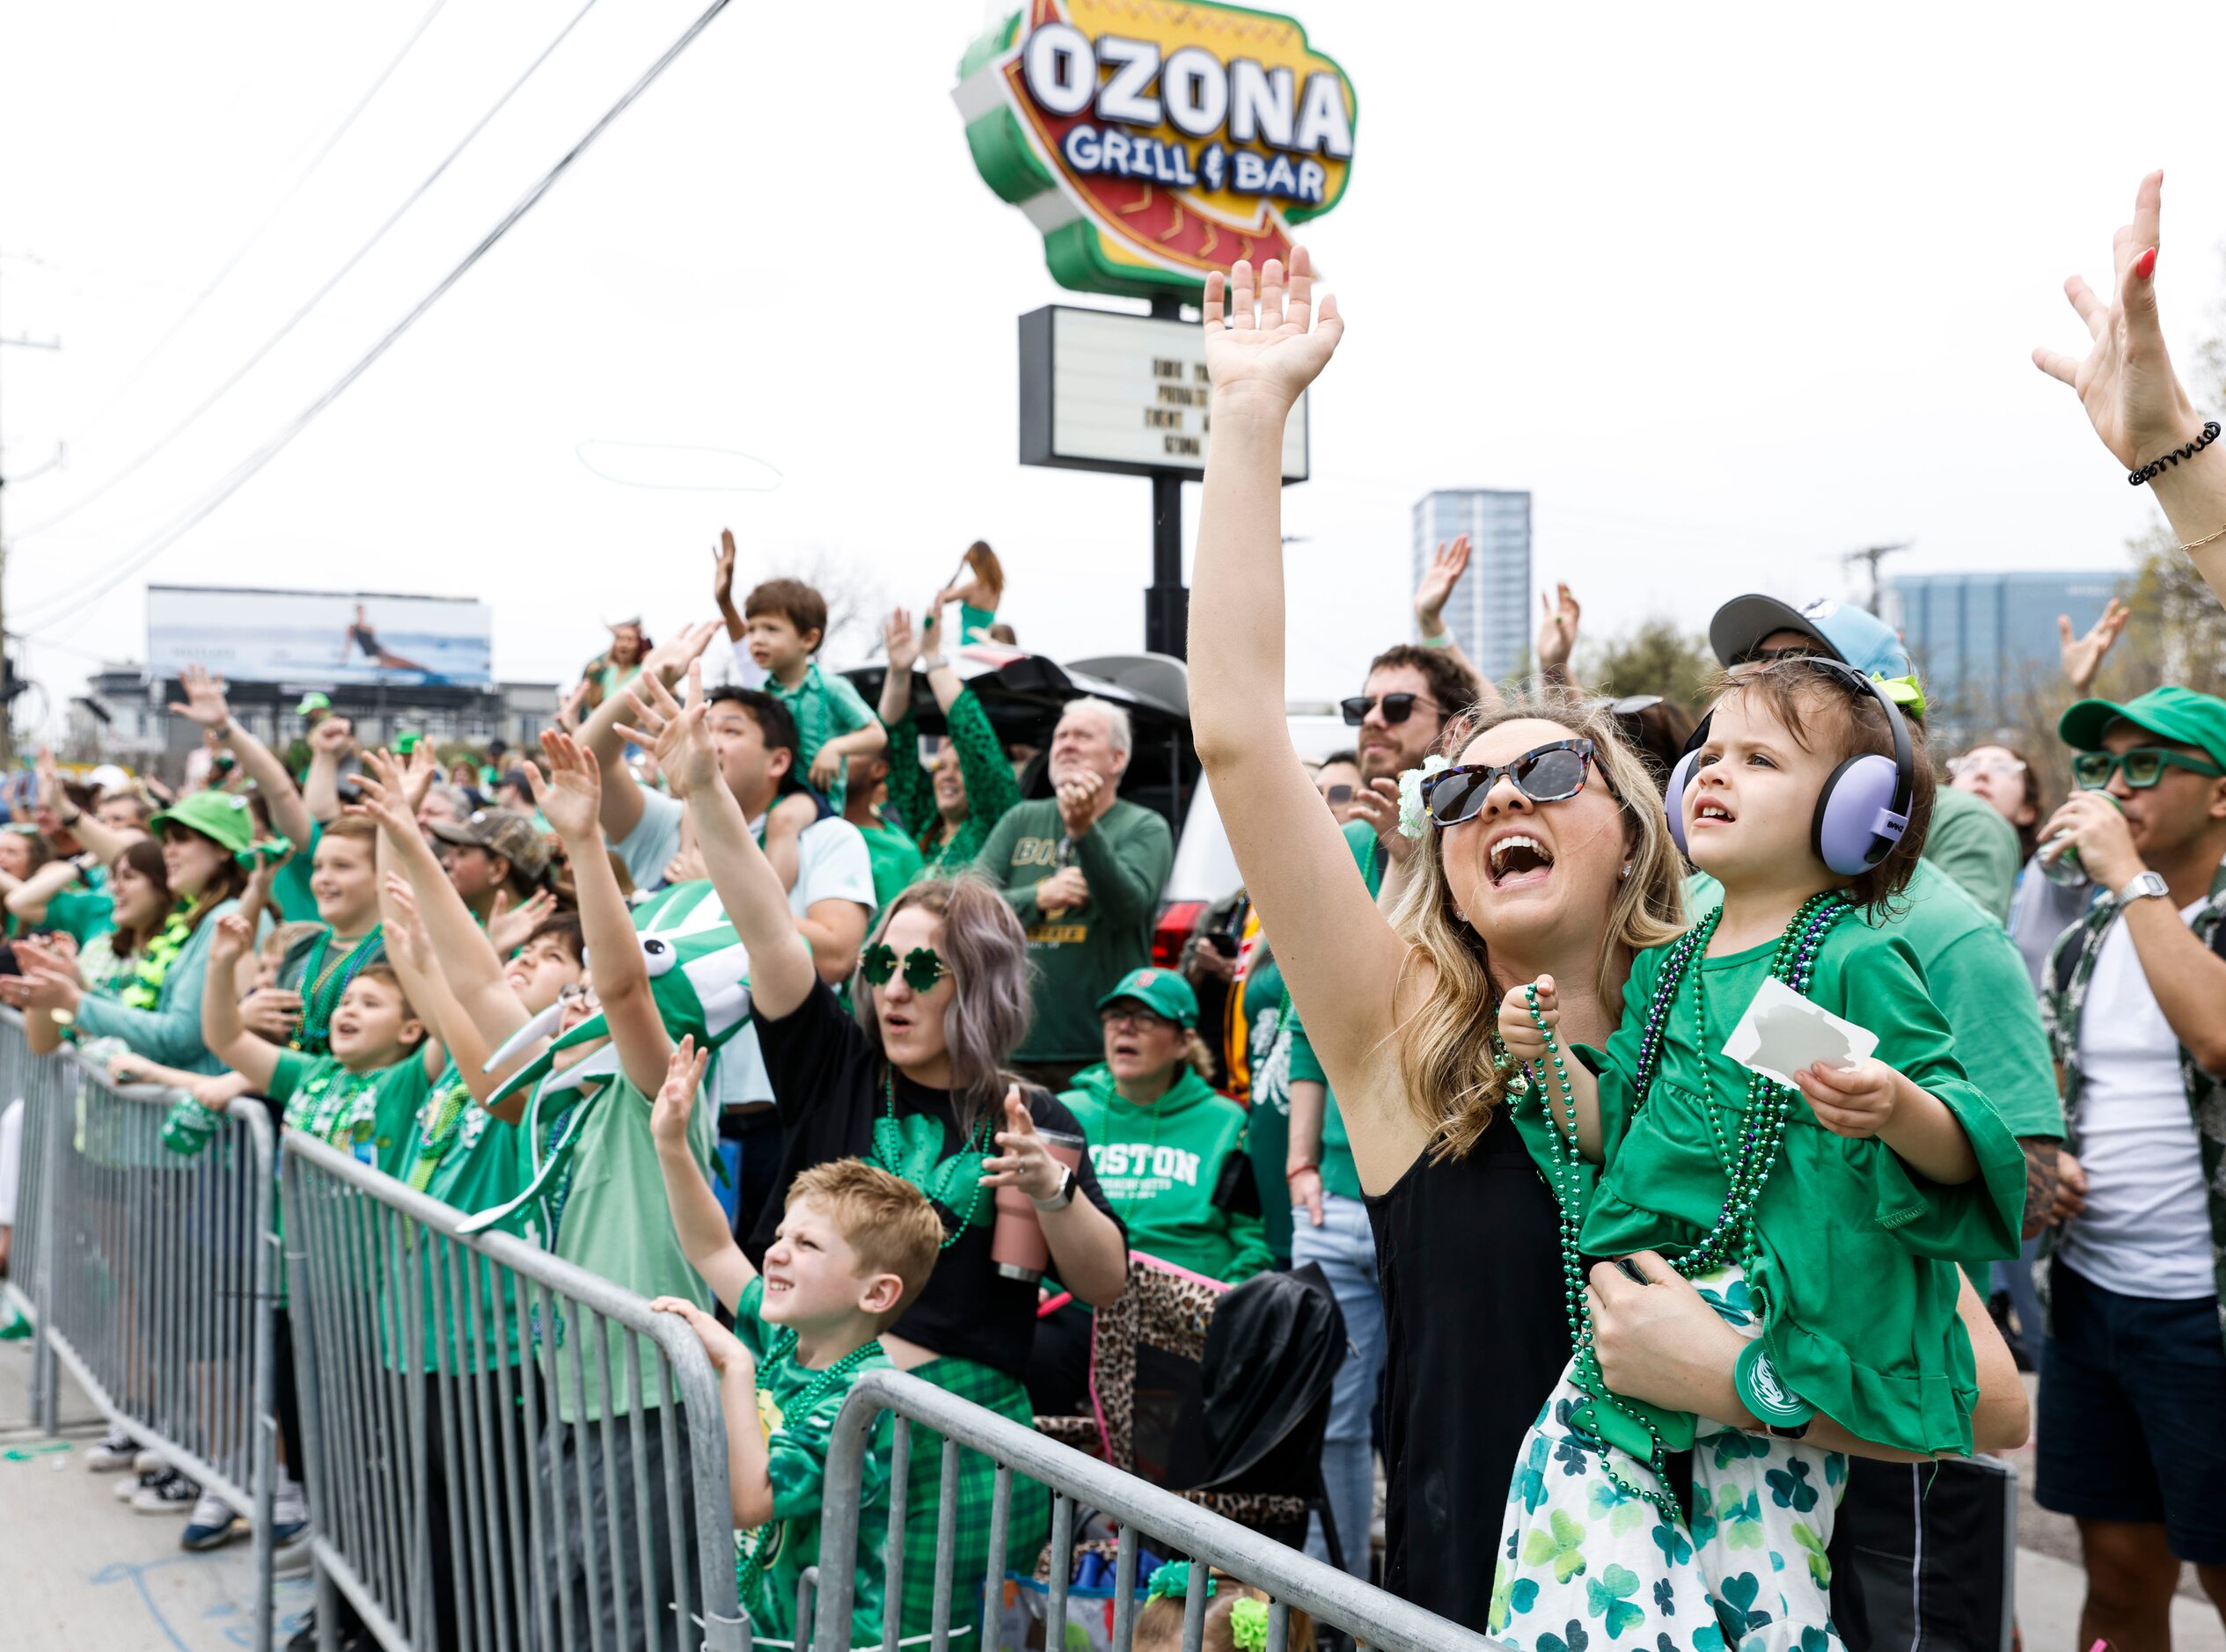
[273,1480,309,1529]
[134,1448,166,1477]
[85,1429,138,1472]
[132,1472,200,1514]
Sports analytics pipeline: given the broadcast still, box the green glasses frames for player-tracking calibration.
[2073,747,2226,791]
[860,943,950,993]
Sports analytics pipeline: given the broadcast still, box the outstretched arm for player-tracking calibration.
[1188,252,1417,1189]
[578,619,720,845]
[201,914,285,1093]
[301,717,355,824]
[650,1038,754,1305]
[2035,170,2226,608]
[528,730,670,1096]
[169,666,311,852]
[37,750,133,867]
[619,666,820,1021]
[1411,536,1492,701]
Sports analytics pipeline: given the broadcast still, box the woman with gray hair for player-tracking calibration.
[621,664,1129,1643]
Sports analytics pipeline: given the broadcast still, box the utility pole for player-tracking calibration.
[1842,539,1914,617]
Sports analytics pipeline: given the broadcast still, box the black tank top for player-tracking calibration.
[1366,1110,1567,1632]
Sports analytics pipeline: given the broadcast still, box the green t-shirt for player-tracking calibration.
[973,797,1175,1062]
[544,1071,717,1422]
[1059,1065,1271,1283]
[392,1063,530,1373]
[729,1276,897,1651]
[45,884,117,947]
[270,1046,434,1172]
[1921,787,2021,927]
[270,822,325,923]
[1546,914,2026,1456]
[767,662,879,812]
[856,819,926,909]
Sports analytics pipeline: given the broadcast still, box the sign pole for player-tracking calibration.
[1145,294,1187,660]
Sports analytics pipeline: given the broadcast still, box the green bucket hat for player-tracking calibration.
[1096,966,1199,1029]
[150,790,258,857]
[2059,685,2226,769]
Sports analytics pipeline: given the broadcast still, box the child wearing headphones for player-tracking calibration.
[1488,656,2025,1651]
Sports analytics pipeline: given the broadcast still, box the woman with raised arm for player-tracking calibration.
[619,666,1127,1641]
[2036,170,2226,609]
[876,606,1023,881]
[1187,252,2031,1631]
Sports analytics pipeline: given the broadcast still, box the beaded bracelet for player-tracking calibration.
[2129,420,2220,486]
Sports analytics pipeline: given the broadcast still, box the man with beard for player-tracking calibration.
[976,697,1173,1093]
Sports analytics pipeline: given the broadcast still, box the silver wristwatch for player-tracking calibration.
[1030,1166,1077,1211]
[2117,871,2171,906]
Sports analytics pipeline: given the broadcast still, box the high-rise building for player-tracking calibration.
[1886,568,2123,739]
[1413,489,1531,683]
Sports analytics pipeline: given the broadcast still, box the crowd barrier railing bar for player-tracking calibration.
[280,1128,749,1652]
[813,1366,1505,1652]
[2,1008,279,1652]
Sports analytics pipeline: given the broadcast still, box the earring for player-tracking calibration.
[1619,863,1633,881]
[1452,906,1468,925]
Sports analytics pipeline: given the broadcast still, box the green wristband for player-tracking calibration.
[1734,1338,1812,1429]
[1417,631,1453,649]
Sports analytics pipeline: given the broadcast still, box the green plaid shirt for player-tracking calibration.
[2040,861,2226,1349]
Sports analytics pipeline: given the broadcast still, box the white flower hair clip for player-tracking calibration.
[1396,754,1451,839]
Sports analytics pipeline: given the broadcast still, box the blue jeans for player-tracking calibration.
[1292,1190,1385,1580]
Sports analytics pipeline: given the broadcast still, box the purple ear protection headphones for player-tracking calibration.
[1664,658,1915,877]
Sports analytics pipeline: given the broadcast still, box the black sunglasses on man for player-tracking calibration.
[1339,691,1439,727]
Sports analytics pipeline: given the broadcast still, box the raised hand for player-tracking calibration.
[618,663,719,800]
[309,716,356,757]
[526,729,604,843]
[2059,597,2130,695]
[641,620,721,690]
[1202,248,1344,413]
[348,751,421,844]
[209,911,256,968]
[979,1087,1066,1202]
[714,529,738,606]
[2033,171,2204,474]
[167,663,232,734]
[1536,582,1582,674]
[651,1034,710,1149]
[1344,776,1413,865]
[884,608,920,675]
[381,874,433,973]
[487,888,557,955]
[1415,537,1471,635]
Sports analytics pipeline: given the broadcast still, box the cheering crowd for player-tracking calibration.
[2,171,2224,1652]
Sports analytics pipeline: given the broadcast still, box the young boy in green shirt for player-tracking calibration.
[650,1039,943,1652]
[742,576,888,811]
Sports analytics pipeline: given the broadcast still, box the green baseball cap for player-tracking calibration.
[150,789,258,856]
[295,691,332,716]
[1095,966,1199,1029]
[2059,685,2226,769]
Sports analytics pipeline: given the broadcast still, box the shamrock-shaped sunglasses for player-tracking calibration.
[860,944,951,993]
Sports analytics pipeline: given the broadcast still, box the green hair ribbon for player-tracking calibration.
[1227,1597,1269,1651]
[1144,1561,1212,1603]
[1870,674,1926,718]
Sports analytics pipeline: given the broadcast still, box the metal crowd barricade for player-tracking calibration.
[814,1367,1502,1652]
[281,1127,747,1652]
[1,1008,279,1652]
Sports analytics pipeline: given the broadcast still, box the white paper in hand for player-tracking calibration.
[1721,976,1878,1089]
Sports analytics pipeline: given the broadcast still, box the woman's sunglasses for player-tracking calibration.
[1947,754,2026,780]
[1339,692,1438,727]
[860,943,950,993]
[2072,747,2225,791]
[1420,739,1600,829]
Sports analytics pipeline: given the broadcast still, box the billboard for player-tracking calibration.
[147,585,493,688]
[956,0,1357,300]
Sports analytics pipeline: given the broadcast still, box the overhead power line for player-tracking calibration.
[54,0,453,450]
[18,0,602,542]
[16,0,737,629]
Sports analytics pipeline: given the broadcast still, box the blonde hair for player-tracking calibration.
[787,1159,944,1317]
[1388,684,1687,1161]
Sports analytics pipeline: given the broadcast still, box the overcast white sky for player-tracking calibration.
[6,0,2226,731]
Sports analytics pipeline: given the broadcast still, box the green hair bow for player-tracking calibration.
[1870,674,1926,718]
[1145,1561,1212,1603]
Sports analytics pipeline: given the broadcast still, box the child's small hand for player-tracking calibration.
[209,912,255,967]
[651,1035,710,1149]
[807,746,843,792]
[650,1295,751,1377]
[1794,1056,1899,1138]
[1497,975,1557,1064]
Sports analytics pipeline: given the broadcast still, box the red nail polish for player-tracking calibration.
[2136,246,2157,280]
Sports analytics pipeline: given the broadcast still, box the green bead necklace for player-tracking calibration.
[872,1067,993,1251]
[1506,888,1848,1524]
[733,1334,884,1602]
[292,925,384,1053]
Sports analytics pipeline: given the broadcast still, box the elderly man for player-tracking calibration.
[976,696,1174,1092]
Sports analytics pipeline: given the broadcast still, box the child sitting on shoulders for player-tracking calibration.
[741,575,888,810]
[651,1038,942,1652]
[1490,656,2025,1651]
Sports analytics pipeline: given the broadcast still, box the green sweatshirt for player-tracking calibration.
[1059,1064,1271,1283]
[975,797,1175,1062]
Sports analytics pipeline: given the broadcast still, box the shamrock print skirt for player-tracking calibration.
[1489,1267,1846,1652]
